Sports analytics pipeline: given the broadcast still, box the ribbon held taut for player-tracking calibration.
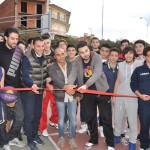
[0,87,137,98]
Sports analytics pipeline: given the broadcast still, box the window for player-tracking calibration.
[21,2,27,13]
[37,4,42,14]
[36,4,42,28]
[57,12,60,20]
[21,17,27,27]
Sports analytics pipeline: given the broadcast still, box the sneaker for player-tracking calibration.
[34,136,44,145]
[140,148,150,150]
[42,129,49,137]
[99,126,104,137]
[69,138,78,149]
[84,142,94,149]
[108,146,115,150]
[78,123,88,134]
[1,144,11,150]
[27,142,39,150]
[121,137,129,146]
[9,138,25,147]
[49,122,59,129]
[57,137,65,148]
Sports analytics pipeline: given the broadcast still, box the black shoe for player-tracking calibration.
[28,142,39,150]
[34,136,44,145]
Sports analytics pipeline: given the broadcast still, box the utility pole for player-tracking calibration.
[140,17,150,43]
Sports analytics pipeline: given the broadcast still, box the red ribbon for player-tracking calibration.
[0,87,137,98]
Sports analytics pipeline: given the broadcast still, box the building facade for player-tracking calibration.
[0,0,71,37]
[49,4,70,37]
[0,0,48,30]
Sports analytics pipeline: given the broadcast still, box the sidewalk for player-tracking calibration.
[11,135,58,150]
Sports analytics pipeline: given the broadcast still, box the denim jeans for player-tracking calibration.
[6,92,24,141]
[56,100,77,138]
[22,92,43,143]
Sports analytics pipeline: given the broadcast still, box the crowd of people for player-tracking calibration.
[0,26,149,150]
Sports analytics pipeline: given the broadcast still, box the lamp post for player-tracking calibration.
[89,27,92,36]
[140,17,150,42]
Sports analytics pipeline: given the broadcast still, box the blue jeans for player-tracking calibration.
[56,100,77,138]
[22,92,43,143]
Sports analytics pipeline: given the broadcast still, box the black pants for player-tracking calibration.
[97,95,114,147]
[0,122,8,147]
[80,97,87,123]
[82,94,114,147]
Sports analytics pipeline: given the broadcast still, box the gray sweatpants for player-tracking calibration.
[114,97,138,143]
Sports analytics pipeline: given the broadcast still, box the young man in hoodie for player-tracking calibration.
[0,27,25,149]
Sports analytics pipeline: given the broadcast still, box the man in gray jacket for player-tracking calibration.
[48,47,78,149]
[64,41,114,150]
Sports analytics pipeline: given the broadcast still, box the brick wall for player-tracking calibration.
[0,0,15,30]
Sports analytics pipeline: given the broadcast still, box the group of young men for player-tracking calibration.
[0,26,149,150]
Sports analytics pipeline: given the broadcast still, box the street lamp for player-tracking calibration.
[140,17,150,42]
[89,28,92,36]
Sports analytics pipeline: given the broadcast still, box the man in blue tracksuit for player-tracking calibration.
[130,46,150,150]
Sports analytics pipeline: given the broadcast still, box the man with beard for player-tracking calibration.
[0,27,25,149]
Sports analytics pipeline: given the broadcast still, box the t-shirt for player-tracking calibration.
[82,59,96,90]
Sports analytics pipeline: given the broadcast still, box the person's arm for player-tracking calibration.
[112,69,120,104]
[22,56,34,87]
[1,67,4,87]
[130,68,150,101]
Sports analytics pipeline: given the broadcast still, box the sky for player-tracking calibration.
[51,0,150,43]
[0,0,150,43]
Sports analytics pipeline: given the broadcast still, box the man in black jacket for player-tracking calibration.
[0,27,25,149]
[130,46,150,150]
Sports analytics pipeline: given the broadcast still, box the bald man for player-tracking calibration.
[48,47,78,149]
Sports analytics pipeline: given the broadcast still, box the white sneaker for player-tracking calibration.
[49,122,59,129]
[42,129,49,137]
[99,126,104,137]
[2,144,11,150]
[78,123,88,134]
[9,138,25,147]
[108,146,115,150]
[84,142,94,149]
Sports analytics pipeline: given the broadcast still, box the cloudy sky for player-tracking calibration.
[0,0,150,43]
[52,0,150,43]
